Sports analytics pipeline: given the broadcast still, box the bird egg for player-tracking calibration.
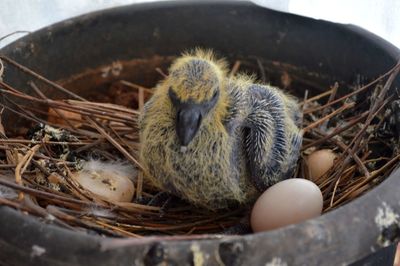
[250,178,323,232]
[307,149,337,180]
[72,161,135,202]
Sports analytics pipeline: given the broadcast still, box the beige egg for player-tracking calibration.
[251,178,323,232]
[72,160,135,202]
[307,149,337,180]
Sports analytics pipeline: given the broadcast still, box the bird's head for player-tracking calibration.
[165,49,228,147]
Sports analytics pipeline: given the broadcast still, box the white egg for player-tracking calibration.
[251,178,323,232]
[307,149,337,180]
[72,160,136,202]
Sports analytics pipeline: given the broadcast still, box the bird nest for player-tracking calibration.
[0,55,399,238]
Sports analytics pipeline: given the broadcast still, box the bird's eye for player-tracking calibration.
[196,113,202,128]
[168,87,180,106]
[212,90,219,100]
[209,90,219,106]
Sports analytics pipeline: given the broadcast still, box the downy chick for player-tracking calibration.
[139,49,302,210]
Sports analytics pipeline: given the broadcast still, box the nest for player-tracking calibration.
[0,55,399,239]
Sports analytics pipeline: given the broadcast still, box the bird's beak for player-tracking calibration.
[176,107,202,146]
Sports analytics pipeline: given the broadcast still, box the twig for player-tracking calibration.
[313,129,370,179]
[302,102,355,132]
[136,171,143,200]
[304,62,400,114]
[302,111,368,149]
[256,59,266,83]
[0,55,86,101]
[120,80,153,93]
[0,59,4,79]
[321,82,338,118]
[323,62,400,198]
[229,60,241,77]
[29,81,77,130]
[155,67,167,78]
[87,117,143,170]
[300,88,333,105]
[14,144,40,200]
[0,139,89,145]
[328,154,400,209]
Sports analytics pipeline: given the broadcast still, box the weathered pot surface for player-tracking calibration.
[0,1,399,265]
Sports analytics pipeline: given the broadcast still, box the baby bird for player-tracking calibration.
[139,49,302,210]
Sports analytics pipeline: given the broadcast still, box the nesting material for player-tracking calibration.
[0,55,398,238]
[48,108,83,128]
[0,59,3,81]
[0,184,17,199]
[72,160,136,202]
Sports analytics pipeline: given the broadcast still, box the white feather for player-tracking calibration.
[80,159,137,182]
[85,205,116,218]
[0,185,17,199]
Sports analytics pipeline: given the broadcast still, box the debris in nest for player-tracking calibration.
[0,184,17,199]
[375,202,400,247]
[0,59,3,82]
[30,245,46,258]
[101,61,123,78]
[28,123,78,161]
[265,257,288,266]
[84,204,116,219]
[0,54,398,239]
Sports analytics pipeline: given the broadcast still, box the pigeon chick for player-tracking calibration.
[139,49,302,210]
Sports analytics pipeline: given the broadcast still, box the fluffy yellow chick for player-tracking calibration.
[139,49,302,210]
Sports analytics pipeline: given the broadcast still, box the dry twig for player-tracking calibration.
[0,56,398,239]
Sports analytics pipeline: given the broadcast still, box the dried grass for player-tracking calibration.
[0,55,398,239]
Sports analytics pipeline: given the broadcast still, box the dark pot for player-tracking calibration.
[0,1,399,265]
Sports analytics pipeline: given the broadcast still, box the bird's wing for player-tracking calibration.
[222,81,248,133]
[244,84,300,192]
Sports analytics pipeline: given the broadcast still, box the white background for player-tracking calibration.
[0,0,399,49]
